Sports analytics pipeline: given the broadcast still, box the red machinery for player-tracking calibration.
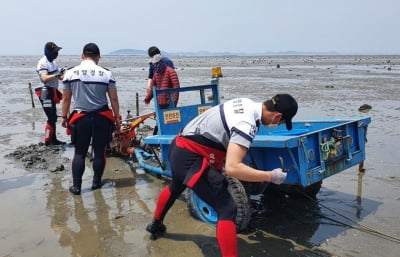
[108,112,155,156]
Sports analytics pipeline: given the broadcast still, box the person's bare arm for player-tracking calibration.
[108,88,120,121]
[224,142,274,182]
[39,72,61,83]
[61,89,72,128]
[147,78,153,89]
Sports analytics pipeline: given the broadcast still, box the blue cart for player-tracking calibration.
[135,80,371,231]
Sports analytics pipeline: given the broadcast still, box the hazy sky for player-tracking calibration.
[1,0,399,55]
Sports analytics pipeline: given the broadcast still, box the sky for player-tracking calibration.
[1,0,400,55]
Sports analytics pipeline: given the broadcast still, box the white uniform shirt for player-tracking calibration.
[36,55,59,88]
[62,60,116,112]
[182,98,262,149]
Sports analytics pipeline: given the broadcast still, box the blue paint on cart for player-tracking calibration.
[134,79,371,228]
[136,80,370,187]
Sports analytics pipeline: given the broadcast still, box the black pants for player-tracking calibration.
[155,138,237,222]
[71,113,113,187]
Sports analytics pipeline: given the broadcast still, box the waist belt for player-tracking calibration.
[66,107,115,135]
[176,135,226,187]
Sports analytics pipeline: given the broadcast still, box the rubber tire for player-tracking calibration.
[186,176,251,232]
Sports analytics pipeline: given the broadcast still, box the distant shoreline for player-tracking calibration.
[1,53,400,57]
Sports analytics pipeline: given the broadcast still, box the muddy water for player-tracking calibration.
[1,55,400,257]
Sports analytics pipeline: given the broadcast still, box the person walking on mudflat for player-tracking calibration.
[146,94,298,257]
[61,43,120,195]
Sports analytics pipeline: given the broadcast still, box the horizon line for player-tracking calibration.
[1,49,400,57]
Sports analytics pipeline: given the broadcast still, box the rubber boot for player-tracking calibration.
[44,123,54,146]
[51,126,66,145]
[69,178,82,195]
[52,138,66,145]
[92,177,104,190]
[146,219,166,240]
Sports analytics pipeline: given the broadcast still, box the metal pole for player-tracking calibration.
[136,92,139,116]
[356,164,365,218]
[356,161,365,205]
[28,82,35,108]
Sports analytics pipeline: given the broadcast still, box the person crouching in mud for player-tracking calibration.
[146,94,298,257]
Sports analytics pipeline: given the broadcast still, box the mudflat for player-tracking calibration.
[0,55,399,257]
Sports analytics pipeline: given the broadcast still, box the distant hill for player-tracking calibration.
[107,49,339,56]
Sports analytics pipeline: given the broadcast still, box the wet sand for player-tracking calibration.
[1,55,400,257]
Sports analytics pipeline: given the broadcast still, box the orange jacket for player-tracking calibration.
[144,65,180,108]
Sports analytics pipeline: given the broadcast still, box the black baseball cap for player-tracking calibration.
[83,43,100,56]
[45,42,62,52]
[148,46,161,57]
[268,94,298,130]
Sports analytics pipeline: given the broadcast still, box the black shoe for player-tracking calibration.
[45,139,66,146]
[91,181,105,190]
[51,139,66,145]
[146,219,166,240]
[69,185,81,195]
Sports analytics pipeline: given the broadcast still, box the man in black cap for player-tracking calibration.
[61,42,120,195]
[36,41,65,145]
[146,94,298,257]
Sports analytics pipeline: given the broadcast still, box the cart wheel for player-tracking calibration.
[186,176,251,232]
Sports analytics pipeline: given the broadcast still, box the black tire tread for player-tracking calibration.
[186,176,251,232]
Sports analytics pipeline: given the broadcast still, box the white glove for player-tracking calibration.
[269,168,287,184]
